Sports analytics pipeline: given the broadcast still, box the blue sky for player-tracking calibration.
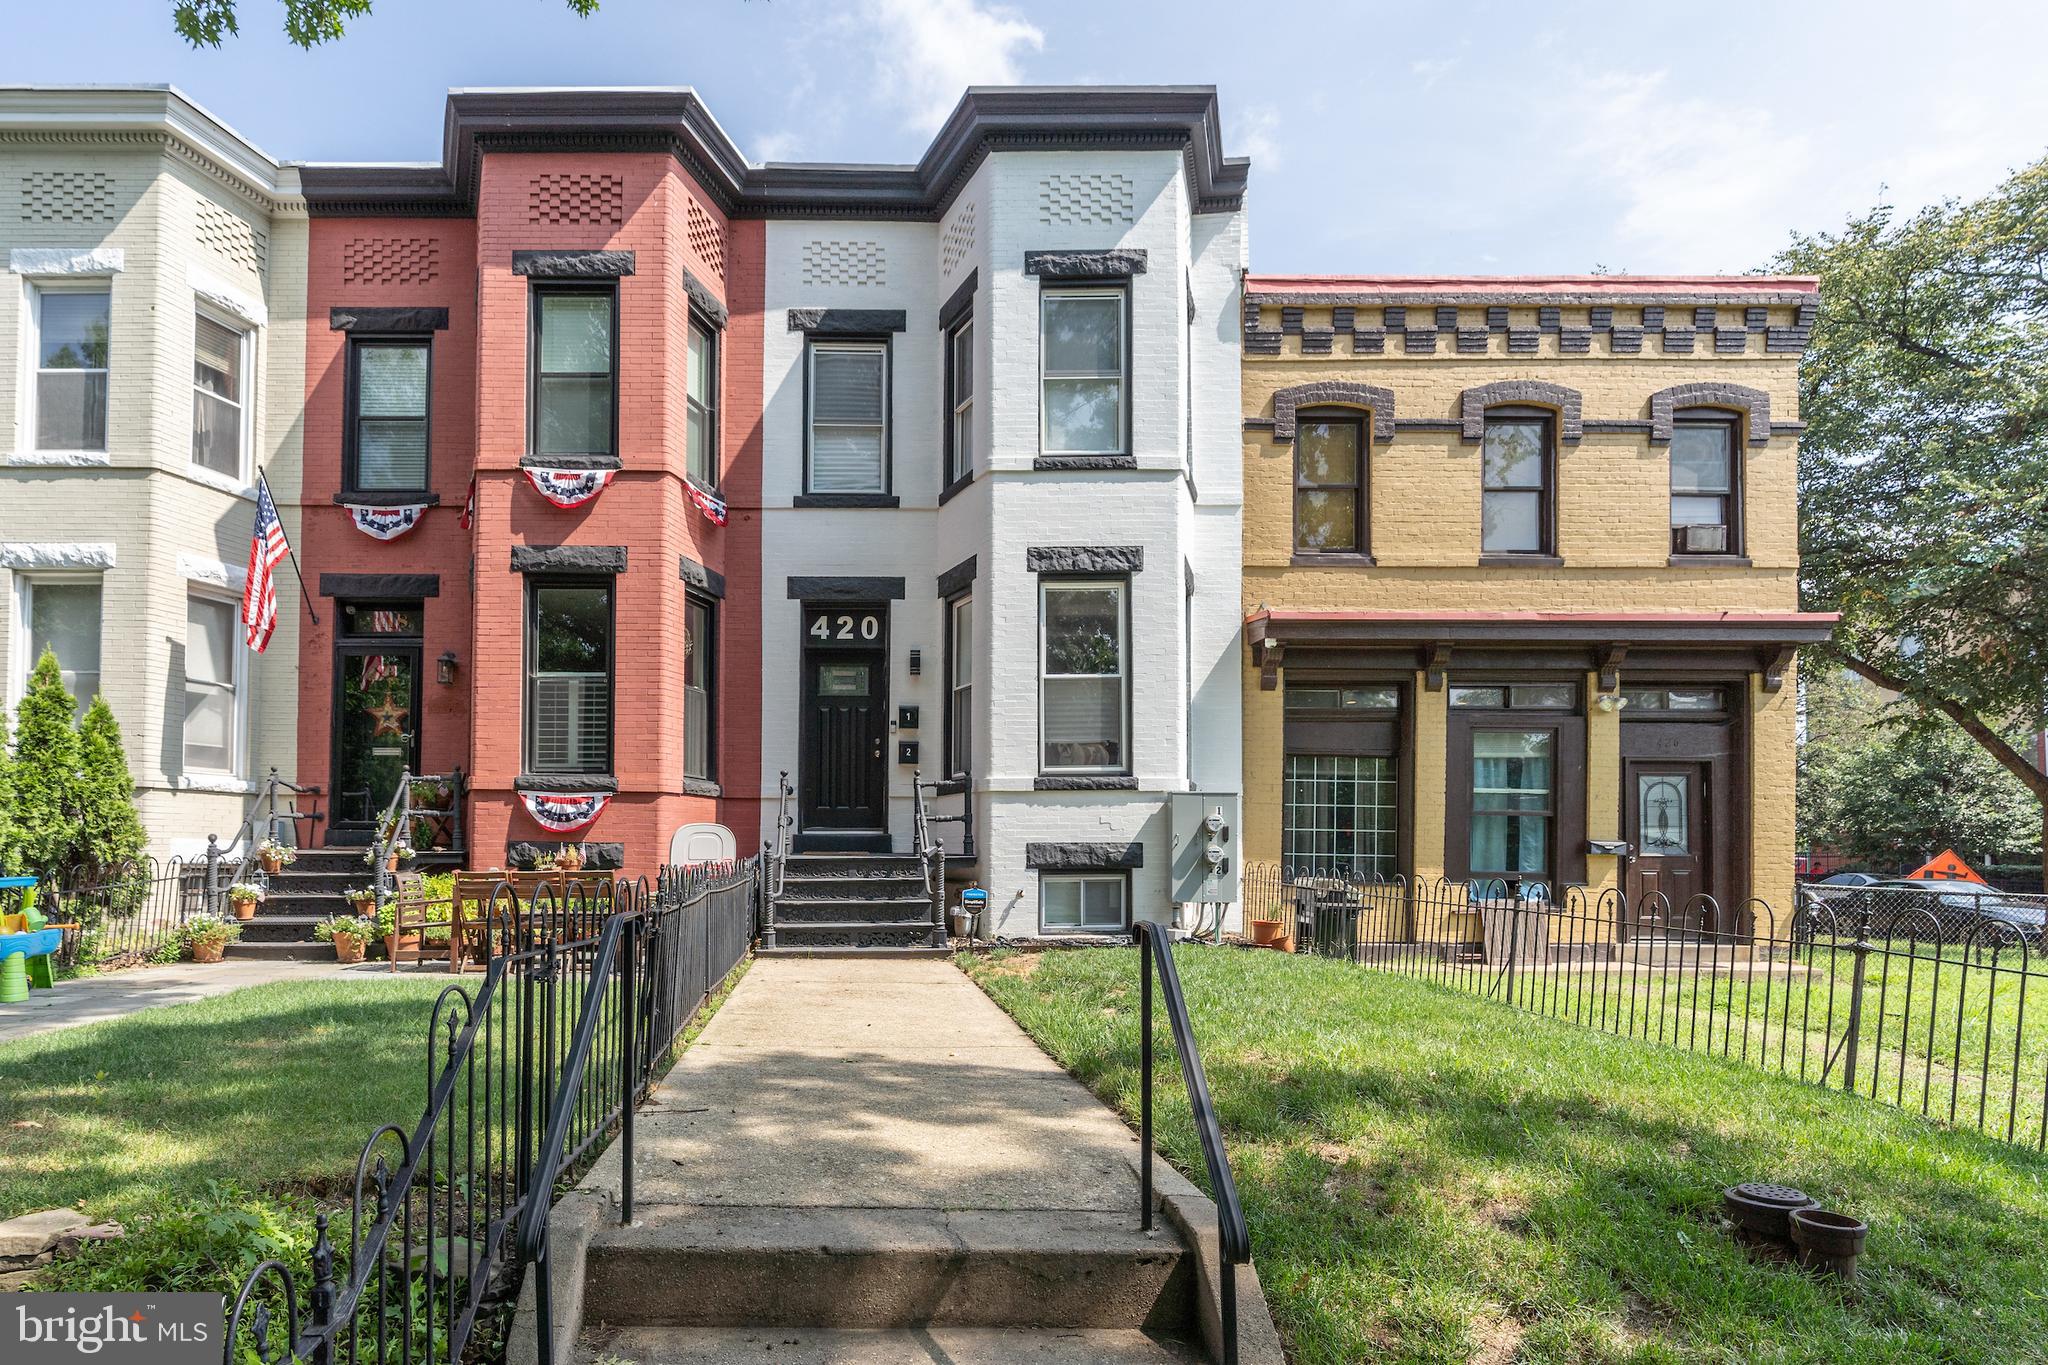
[8,0,2046,274]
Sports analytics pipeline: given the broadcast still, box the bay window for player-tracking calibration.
[1040,288,1126,455]
[807,340,888,493]
[684,593,715,781]
[192,312,248,478]
[946,316,974,484]
[31,287,110,453]
[530,285,617,459]
[20,577,102,716]
[1040,579,1127,773]
[687,317,717,488]
[946,594,972,779]
[184,594,240,772]
[527,580,613,774]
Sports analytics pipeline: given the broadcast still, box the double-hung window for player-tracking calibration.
[1041,872,1127,933]
[1480,413,1554,555]
[192,313,249,478]
[687,317,717,488]
[20,577,102,716]
[31,287,110,453]
[1040,288,1126,455]
[684,593,715,782]
[1450,683,1578,888]
[530,285,617,459]
[946,594,972,779]
[946,317,974,484]
[346,338,431,492]
[807,341,888,493]
[527,580,613,774]
[1670,417,1739,555]
[1294,413,1367,554]
[184,594,240,772]
[1040,579,1127,773]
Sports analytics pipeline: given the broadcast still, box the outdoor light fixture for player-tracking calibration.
[908,648,922,675]
[1594,692,1630,713]
[436,651,459,686]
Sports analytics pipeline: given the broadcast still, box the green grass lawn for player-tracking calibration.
[965,946,2048,1365]
[0,978,454,1222]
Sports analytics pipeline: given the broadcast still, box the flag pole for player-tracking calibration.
[259,465,320,628]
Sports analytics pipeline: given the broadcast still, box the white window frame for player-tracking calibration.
[183,588,247,777]
[1038,576,1129,776]
[1040,872,1128,934]
[947,593,972,780]
[191,306,255,483]
[12,571,103,712]
[805,339,890,494]
[22,280,112,457]
[1038,286,1128,457]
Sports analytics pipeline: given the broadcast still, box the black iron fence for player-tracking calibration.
[1245,864,2048,1150]
[41,857,227,968]
[223,861,756,1365]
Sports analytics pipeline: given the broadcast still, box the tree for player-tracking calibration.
[1778,155,2048,881]
[11,650,83,879]
[173,0,597,48]
[75,696,148,885]
[1799,665,2040,867]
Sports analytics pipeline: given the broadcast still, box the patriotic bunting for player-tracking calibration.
[686,478,728,527]
[519,790,612,833]
[525,465,616,509]
[459,475,476,530]
[346,503,429,540]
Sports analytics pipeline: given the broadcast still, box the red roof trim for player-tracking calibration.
[1245,273,1819,295]
[1245,608,1839,626]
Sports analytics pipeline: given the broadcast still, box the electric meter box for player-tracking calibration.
[1170,792,1240,905]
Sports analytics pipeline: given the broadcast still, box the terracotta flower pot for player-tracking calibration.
[232,900,259,921]
[332,933,366,965]
[1248,917,1287,947]
[385,854,401,873]
[192,939,226,964]
[260,852,284,875]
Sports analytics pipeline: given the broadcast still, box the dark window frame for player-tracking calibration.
[1479,406,1557,558]
[1038,280,1132,458]
[523,574,616,777]
[803,334,894,495]
[1037,869,1132,934]
[527,280,620,461]
[944,312,973,487]
[343,333,434,497]
[1037,573,1133,777]
[944,589,972,780]
[1292,407,1369,558]
[686,309,720,491]
[1444,680,1587,888]
[1669,410,1743,556]
[683,588,717,782]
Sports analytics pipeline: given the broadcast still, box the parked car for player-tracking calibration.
[1800,871,1889,904]
[1810,878,2047,946]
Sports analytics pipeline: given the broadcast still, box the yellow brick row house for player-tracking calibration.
[1239,275,1836,928]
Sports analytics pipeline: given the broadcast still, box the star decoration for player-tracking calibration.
[369,697,410,738]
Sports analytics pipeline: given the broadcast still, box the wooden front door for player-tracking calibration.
[799,606,889,850]
[1626,760,1709,932]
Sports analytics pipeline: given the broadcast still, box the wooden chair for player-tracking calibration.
[447,870,628,969]
[385,871,433,972]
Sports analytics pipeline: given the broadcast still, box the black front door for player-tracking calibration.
[331,602,425,841]
[800,606,889,850]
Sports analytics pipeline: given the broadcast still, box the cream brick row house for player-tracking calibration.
[0,87,306,860]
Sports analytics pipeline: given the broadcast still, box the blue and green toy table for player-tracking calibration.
[0,875,62,1004]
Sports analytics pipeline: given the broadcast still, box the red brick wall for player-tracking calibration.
[719,218,766,854]
[299,217,478,826]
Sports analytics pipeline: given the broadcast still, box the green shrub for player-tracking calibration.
[13,649,82,878]
[74,695,146,887]
[31,1183,316,1297]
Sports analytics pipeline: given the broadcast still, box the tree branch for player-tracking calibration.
[1831,651,2048,806]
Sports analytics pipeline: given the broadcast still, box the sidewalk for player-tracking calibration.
[0,959,362,1045]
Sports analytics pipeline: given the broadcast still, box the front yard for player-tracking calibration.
[966,945,2048,1364]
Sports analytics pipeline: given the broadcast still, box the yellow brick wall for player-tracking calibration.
[1749,661,1799,922]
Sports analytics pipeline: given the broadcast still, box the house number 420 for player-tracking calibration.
[809,613,880,642]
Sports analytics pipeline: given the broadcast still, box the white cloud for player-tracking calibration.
[1230,103,1283,172]
[860,0,1045,133]
[1410,58,1456,89]
[750,129,805,164]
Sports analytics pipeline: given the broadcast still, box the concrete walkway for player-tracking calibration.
[0,959,364,1045]
[592,957,1142,1213]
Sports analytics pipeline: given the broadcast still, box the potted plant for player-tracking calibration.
[556,844,584,872]
[226,882,265,922]
[257,837,297,875]
[377,901,420,960]
[316,914,374,965]
[183,913,241,963]
[530,851,557,871]
[344,885,377,916]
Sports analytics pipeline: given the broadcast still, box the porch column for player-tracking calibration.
[1411,672,1448,884]
[1585,669,1623,902]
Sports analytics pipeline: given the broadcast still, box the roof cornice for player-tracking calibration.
[296,85,1249,220]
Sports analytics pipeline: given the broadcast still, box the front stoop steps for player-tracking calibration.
[571,1206,1206,1365]
[761,854,950,957]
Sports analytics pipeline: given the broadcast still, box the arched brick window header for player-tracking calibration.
[1649,382,1772,446]
[1271,381,1395,444]
[1460,380,1583,444]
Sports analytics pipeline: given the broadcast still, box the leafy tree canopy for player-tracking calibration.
[174,0,597,48]
[1779,155,2048,849]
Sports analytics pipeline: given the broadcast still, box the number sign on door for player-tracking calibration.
[805,610,883,647]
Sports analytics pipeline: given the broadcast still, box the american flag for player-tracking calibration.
[241,471,292,653]
[686,478,728,527]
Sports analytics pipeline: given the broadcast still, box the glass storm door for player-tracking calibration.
[1626,761,1708,933]
[331,602,424,837]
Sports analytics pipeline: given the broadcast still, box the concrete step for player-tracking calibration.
[783,855,926,879]
[581,1325,1203,1364]
[755,945,954,960]
[773,898,932,924]
[234,913,337,944]
[223,939,339,962]
[766,924,939,949]
[779,875,929,899]
[583,1206,1193,1332]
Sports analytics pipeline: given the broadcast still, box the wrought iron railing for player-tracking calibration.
[224,861,757,1365]
[910,769,946,948]
[1244,864,2048,1150]
[1135,921,1249,1365]
[761,770,794,949]
[369,768,466,906]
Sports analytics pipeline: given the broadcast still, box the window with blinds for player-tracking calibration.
[348,340,430,491]
[192,313,245,477]
[1040,579,1126,773]
[684,594,714,781]
[687,319,717,488]
[34,288,109,453]
[184,594,239,772]
[807,341,887,492]
[531,286,616,459]
[527,581,612,774]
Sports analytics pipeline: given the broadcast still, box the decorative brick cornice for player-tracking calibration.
[1648,382,1773,446]
[1460,381,1583,444]
[1270,382,1396,444]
